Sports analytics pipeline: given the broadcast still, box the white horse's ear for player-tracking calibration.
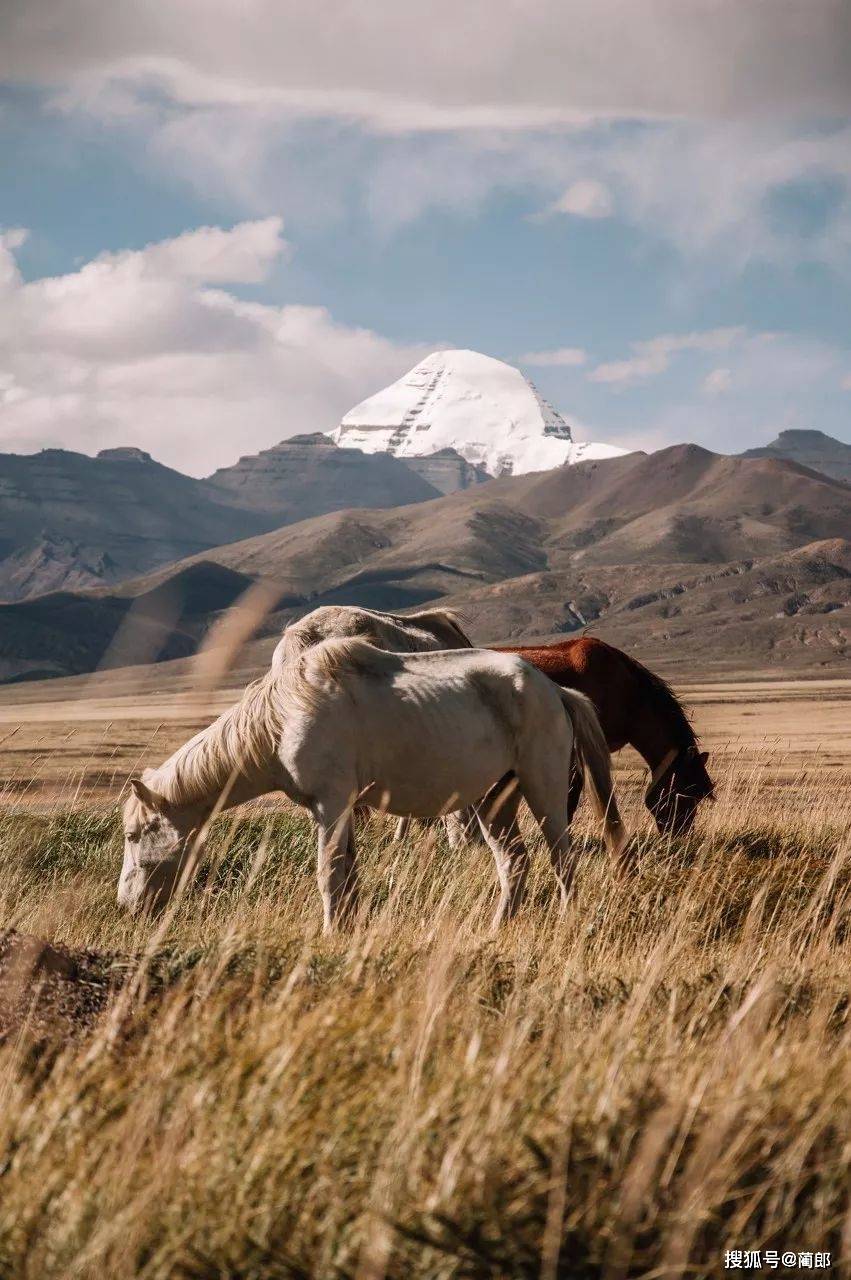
[130,777,167,810]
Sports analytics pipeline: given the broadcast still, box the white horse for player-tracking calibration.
[275,604,476,844]
[119,641,627,931]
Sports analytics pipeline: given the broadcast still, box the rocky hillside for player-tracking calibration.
[0,447,267,602]
[742,429,851,484]
[203,433,440,517]
[0,437,443,603]
[2,444,847,681]
[396,448,490,495]
[434,538,851,675]
[160,444,850,600]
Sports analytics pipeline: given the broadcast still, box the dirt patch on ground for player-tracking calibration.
[0,930,122,1044]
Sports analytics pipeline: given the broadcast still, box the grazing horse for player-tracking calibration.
[279,613,710,840]
[277,604,478,844]
[118,642,627,930]
[499,636,714,835]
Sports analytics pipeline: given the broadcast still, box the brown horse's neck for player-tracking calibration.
[623,714,682,776]
[616,654,695,778]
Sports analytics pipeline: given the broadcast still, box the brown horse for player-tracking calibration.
[498,636,714,836]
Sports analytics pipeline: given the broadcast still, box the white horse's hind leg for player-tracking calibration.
[518,775,576,909]
[542,812,576,909]
[314,797,358,932]
[511,742,578,911]
[476,778,530,929]
[394,816,411,841]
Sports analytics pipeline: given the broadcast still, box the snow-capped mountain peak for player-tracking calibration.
[330,349,625,477]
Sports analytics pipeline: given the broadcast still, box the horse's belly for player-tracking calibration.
[360,770,507,817]
[359,731,511,818]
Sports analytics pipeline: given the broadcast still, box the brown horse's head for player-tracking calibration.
[646,746,714,836]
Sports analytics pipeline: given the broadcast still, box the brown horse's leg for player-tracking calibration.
[477,779,529,929]
[444,807,485,849]
[394,814,455,844]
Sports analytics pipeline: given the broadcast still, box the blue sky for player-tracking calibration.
[1,1,849,474]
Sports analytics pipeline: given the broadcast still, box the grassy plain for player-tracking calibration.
[0,674,848,1278]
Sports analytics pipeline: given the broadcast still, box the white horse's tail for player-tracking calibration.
[558,688,628,858]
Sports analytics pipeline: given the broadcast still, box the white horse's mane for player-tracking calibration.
[144,638,408,806]
[146,670,286,806]
[139,606,471,810]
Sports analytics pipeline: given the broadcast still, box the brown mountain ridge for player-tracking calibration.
[0,443,847,682]
[0,435,443,603]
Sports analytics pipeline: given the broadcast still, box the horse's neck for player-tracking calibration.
[624,703,682,774]
[206,764,280,812]
[158,710,281,814]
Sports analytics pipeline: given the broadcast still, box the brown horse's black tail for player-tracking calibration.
[558,688,628,858]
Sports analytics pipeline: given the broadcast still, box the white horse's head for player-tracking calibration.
[118,776,205,915]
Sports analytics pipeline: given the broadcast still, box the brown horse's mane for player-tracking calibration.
[615,647,698,752]
[502,634,701,755]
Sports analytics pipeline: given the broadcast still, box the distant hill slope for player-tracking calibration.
[0,447,268,602]
[1,444,847,682]
[146,444,850,596]
[0,561,257,683]
[0,437,443,603]
[203,432,440,517]
[742,429,851,484]
[434,537,851,675]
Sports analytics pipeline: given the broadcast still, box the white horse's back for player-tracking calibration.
[280,640,568,818]
[273,604,472,670]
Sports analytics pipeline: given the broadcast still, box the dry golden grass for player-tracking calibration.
[0,673,848,809]
[0,743,848,1279]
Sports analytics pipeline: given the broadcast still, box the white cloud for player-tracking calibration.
[702,367,733,395]
[632,330,849,453]
[56,92,851,273]
[596,121,851,269]
[544,179,613,219]
[7,2,850,129]
[5,5,847,267]
[520,347,587,367]
[589,328,743,385]
[730,332,840,392]
[120,217,289,283]
[1,228,29,251]
[0,222,430,474]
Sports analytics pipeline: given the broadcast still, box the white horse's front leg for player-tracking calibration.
[315,800,358,932]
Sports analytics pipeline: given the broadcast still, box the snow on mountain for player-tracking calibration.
[330,349,626,477]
